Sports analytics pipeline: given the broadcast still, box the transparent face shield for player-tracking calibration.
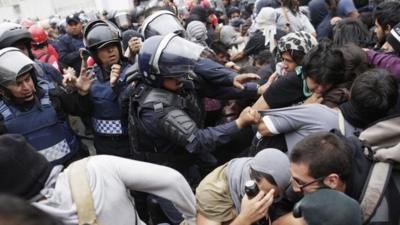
[154,34,205,77]
[142,11,185,38]
[115,13,131,29]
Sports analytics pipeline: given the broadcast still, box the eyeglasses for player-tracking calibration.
[291,176,326,192]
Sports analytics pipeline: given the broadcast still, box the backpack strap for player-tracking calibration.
[44,54,52,64]
[36,51,47,60]
[68,158,100,225]
[338,110,345,135]
[359,162,392,224]
[357,116,400,224]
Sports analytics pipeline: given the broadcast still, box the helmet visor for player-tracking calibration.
[115,14,131,29]
[143,13,185,38]
[158,35,204,76]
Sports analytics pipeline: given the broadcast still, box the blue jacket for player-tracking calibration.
[56,33,84,72]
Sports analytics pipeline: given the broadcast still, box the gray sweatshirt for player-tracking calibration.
[33,155,197,225]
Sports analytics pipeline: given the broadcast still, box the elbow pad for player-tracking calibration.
[159,109,199,147]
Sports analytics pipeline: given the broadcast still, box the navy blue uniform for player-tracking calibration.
[0,81,90,166]
[56,33,84,72]
[129,74,259,182]
[81,61,132,158]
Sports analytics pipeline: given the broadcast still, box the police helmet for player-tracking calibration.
[0,22,33,49]
[138,33,204,87]
[0,47,37,89]
[83,19,123,62]
[140,10,185,39]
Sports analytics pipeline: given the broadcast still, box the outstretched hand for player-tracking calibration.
[63,59,95,95]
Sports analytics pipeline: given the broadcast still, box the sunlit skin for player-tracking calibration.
[96,43,120,68]
[6,73,36,103]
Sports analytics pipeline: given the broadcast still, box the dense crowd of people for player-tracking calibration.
[0,0,399,225]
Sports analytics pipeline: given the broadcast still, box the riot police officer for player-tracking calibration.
[129,33,260,180]
[64,20,132,157]
[0,47,89,166]
[0,22,64,87]
[139,9,263,94]
[127,34,260,224]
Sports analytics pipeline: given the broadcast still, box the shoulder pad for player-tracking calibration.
[159,109,198,147]
[142,88,177,107]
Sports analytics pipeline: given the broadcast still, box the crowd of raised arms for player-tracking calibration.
[0,0,399,225]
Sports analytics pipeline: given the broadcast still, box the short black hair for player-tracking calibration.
[339,43,370,82]
[350,68,399,120]
[254,50,273,66]
[290,132,353,182]
[333,17,370,48]
[210,41,229,56]
[227,7,240,18]
[302,40,346,86]
[374,1,400,29]
[289,49,307,66]
[0,195,63,225]
[281,0,300,14]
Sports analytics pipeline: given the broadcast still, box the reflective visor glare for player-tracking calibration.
[148,14,184,36]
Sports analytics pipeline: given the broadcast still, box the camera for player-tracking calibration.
[245,180,270,225]
[245,180,259,199]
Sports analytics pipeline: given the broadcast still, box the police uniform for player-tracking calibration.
[0,48,90,166]
[56,32,84,73]
[89,63,131,157]
[129,34,260,185]
[81,19,133,158]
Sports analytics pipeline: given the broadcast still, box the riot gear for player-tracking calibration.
[114,11,132,30]
[138,33,204,87]
[0,22,33,50]
[83,19,123,63]
[0,47,36,88]
[140,10,185,39]
[0,48,79,164]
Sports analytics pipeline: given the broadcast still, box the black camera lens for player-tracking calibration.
[245,180,259,199]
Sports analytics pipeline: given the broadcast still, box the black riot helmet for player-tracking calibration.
[138,33,204,87]
[0,47,39,100]
[0,22,35,59]
[140,10,185,39]
[83,19,123,64]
